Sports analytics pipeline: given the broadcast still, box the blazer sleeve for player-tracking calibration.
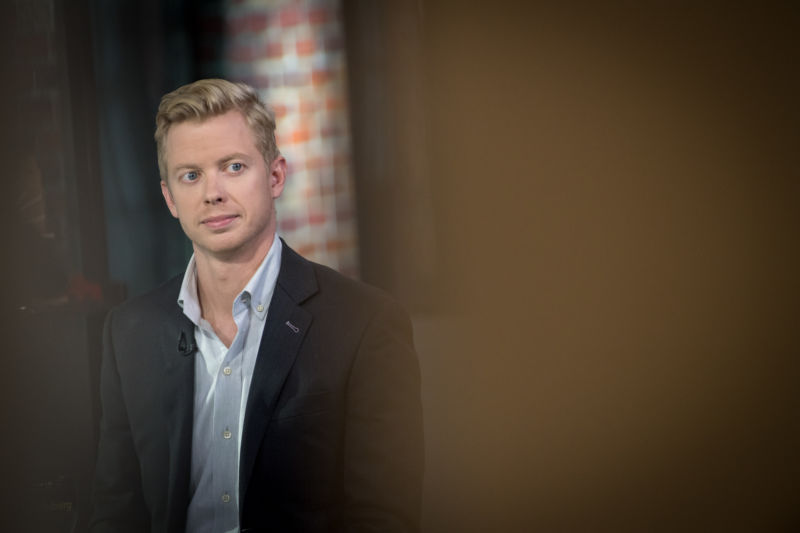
[342,297,425,532]
[89,309,150,533]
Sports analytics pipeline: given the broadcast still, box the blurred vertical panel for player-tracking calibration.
[343,0,439,308]
[89,0,196,296]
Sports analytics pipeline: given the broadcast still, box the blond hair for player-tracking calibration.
[154,78,279,180]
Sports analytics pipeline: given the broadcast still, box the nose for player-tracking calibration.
[203,171,227,205]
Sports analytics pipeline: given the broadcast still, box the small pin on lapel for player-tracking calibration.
[285,320,300,333]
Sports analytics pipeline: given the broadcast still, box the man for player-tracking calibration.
[90,79,423,532]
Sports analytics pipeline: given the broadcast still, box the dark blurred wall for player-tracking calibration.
[0,1,110,530]
[348,1,799,531]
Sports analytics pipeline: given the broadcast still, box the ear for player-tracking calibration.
[269,156,287,199]
[160,180,179,218]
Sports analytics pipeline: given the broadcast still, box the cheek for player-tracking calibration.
[177,217,195,236]
[171,190,201,214]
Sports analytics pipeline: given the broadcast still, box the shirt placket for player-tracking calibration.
[212,297,251,532]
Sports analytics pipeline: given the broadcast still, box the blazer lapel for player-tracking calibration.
[239,242,317,500]
[160,310,196,532]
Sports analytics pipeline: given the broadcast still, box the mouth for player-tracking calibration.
[201,214,239,230]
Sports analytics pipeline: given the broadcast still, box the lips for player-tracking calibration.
[202,214,239,229]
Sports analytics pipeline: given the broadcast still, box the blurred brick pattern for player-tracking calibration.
[198,0,359,277]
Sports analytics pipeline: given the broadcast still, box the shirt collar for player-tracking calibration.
[177,236,283,326]
[241,236,282,321]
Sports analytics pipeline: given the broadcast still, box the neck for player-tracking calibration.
[194,233,275,323]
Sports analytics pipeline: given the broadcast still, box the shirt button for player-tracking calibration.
[222,493,230,503]
[256,304,264,312]
[223,366,232,376]
[223,429,232,439]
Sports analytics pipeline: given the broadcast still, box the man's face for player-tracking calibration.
[161,110,285,261]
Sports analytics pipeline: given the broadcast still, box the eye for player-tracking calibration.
[181,170,199,182]
[228,162,244,173]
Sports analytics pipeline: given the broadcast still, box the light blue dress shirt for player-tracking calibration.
[177,237,282,533]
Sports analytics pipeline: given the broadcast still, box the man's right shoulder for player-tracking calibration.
[107,273,183,331]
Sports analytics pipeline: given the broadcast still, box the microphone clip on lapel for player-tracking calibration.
[178,331,197,356]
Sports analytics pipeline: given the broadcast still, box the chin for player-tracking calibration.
[194,237,243,255]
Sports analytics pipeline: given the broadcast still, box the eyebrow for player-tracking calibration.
[217,153,251,165]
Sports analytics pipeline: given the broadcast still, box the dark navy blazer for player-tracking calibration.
[90,242,424,532]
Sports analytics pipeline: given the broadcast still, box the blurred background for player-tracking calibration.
[0,0,798,531]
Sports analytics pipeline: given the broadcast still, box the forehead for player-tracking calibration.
[165,110,258,166]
